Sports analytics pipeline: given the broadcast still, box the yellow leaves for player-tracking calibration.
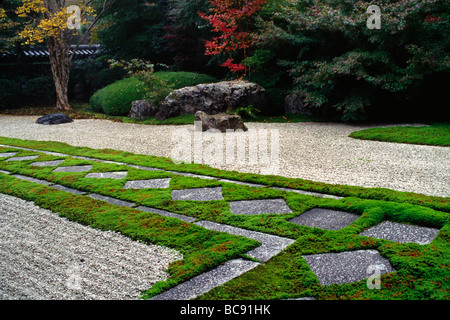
[15,0,47,18]
[14,1,95,45]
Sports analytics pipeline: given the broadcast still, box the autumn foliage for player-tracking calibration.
[199,0,267,77]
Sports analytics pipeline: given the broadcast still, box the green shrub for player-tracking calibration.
[0,79,20,109]
[89,77,146,116]
[154,71,218,89]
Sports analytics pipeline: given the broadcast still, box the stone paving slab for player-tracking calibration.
[0,170,10,174]
[123,178,171,189]
[289,208,360,230]
[0,152,18,158]
[53,165,93,173]
[30,160,65,167]
[229,198,292,215]
[172,187,224,201]
[135,206,196,223]
[85,171,129,179]
[49,184,87,195]
[151,259,260,300]
[87,193,135,207]
[5,155,39,162]
[359,221,440,244]
[218,179,265,188]
[11,174,53,186]
[195,220,295,262]
[302,249,395,286]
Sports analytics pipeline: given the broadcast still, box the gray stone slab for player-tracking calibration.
[123,178,171,189]
[151,259,260,300]
[30,160,65,167]
[289,208,360,230]
[128,165,162,171]
[229,198,292,215]
[11,174,53,186]
[135,206,196,223]
[219,179,265,188]
[302,249,395,286]
[0,152,18,158]
[0,170,11,174]
[50,184,87,195]
[166,170,218,180]
[87,193,135,207]
[359,221,440,245]
[5,155,39,162]
[172,187,224,201]
[85,171,128,179]
[53,165,93,173]
[195,220,295,262]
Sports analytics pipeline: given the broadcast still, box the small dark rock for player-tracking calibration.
[128,100,158,119]
[36,113,73,125]
[195,111,248,132]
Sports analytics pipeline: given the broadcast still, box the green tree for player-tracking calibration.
[253,0,450,121]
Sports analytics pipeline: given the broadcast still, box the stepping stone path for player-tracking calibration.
[229,198,292,215]
[85,171,128,179]
[289,208,360,230]
[0,152,18,158]
[123,178,171,189]
[172,187,224,201]
[5,155,39,161]
[359,221,440,245]
[30,160,65,167]
[53,165,93,172]
[302,250,396,286]
[0,143,444,300]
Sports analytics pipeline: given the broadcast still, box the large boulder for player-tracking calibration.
[36,113,73,125]
[195,111,248,132]
[155,80,267,120]
[128,100,158,119]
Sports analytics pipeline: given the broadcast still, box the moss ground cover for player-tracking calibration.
[349,124,450,147]
[0,138,448,300]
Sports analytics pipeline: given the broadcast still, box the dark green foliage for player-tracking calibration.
[0,79,20,109]
[154,71,218,89]
[23,76,55,103]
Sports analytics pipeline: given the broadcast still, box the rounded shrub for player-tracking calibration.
[0,79,20,109]
[23,77,56,103]
[89,77,146,116]
[154,71,218,89]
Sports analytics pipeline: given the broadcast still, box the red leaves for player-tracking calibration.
[199,0,267,76]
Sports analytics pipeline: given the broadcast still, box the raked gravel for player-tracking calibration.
[0,193,182,300]
[0,115,448,197]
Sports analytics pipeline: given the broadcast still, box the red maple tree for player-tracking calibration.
[199,0,267,77]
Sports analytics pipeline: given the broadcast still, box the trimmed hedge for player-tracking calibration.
[89,71,219,116]
[0,79,20,109]
[89,77,146,116]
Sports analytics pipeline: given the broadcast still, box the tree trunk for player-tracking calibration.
[48,36,72,111]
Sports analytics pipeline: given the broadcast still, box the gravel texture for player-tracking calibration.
[302,250,396,286]
[229,198,293,215]
[0,193,182,300]
[289,208,360,230]
[0,116,447,197]
[359,221,440,244]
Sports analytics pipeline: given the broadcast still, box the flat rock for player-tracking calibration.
[359,221,440,244]
[88,193,135,207]
[123,178,171,189]
[53,165,93,173]
[172,187,224,201]
[303,249,395,286]
[36,113,73,125]
[289,208,360,230]
[85,171,128,179]
[229,198,292,215]
[30,160,65,167]
[5,155,39,162]
[0,152,18,158]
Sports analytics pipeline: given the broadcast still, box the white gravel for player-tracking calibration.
[0,193,182,300]
[0,115,448,197]
[0,115,448,300]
